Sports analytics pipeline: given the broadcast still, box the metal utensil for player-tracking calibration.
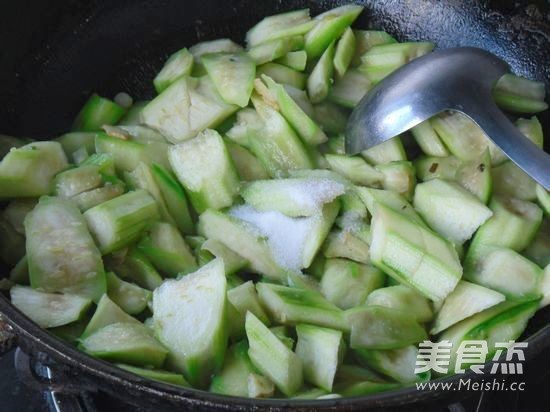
[346,47,550,189]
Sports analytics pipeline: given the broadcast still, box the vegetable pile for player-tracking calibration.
[1,4,549,399]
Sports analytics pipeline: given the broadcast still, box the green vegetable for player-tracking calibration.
[80,322,168,368]
[10,285,92,328]
[365,285,433,323]
[304,5,364,59]
[117,364,189,387]
[295,324,344,391]
[152,259,228,387]
[209,341,256,396]
[26,197,106,302]
[369,204,462,302]
[0,141,68,198]
[347,306,428,349]
[257,62,307,89]
[246,9,313,47]
[141,76,238,143]
[275,50,307,71]
[333,27,356,77]
[106,271,151,315]
[84,190,160,254]
[138,222,196,277]
[202,52,255,107]
[493,74,548,113]
[431,281,505,334]
[245,312,303,396]
[73,94,126,132]
[257,282,348,331]
[413,179,493,244]
[154,47,194,93]
[307,41,335,103]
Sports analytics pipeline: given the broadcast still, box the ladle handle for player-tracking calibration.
[469,102,550,190]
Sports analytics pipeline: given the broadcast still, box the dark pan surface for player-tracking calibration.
[0,0,548,410]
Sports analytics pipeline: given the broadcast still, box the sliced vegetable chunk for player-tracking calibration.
[152,259,228,387]
[26,197,106,302]
[11,286,92,329]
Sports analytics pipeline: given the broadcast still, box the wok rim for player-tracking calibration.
[1,292,549,409]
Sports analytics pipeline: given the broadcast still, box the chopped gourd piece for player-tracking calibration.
[72,94,126,132]
[0,141,68,198]
[536,185,550,215]
[240,176,345,217]
[466,196,543,264]
[351,30,397,66]
[365,285,433,323]
[413,179,493,244]
[246,9,313,47]
[295,324,344,391]
[359,42,434,83]
[245,312,303,396]
[106,271,151,315]
[138,222,196,277]
[227,280,271,328]
[229,202,339,271]
[431,280,505,334]
[415,151,492,204]
[305,5,364,59]
[360,136,407,165]
[257,62,307,89]
[492,161,537,201]
[117,364,189,387]
[202,52,255,107]
[150,164,194,235]
[325,154,383,187]
[225,141,270,182]
[168,129,239,213]
[80,322,168,368]
[249,36,305,66]
[307,41,335,104]
[376,161,416,200]
[210,341,256,397]
[524,218,550,267]
[257,282,348,331]
[410,120,450,157]
[81,294,140,339]
[355,345,429,383]
[152,259,228,388]
[248,373,275,398]
[198,209,287,281]
[275,50,307,71]
[262,75,328,145]
[333,27,356,77]
[329,69,371,108]
[84,190,160,255]
[248,95,314,177]
[190,38,243,75]
[95,132,170,172]
[10,286,92,329]
[369,204,462,302]
[322,229,370,264]
[431,111,505,164]
[465,247,543,300]
[438,299,539,372]
[493,74,548,113]
[141,76,238,143]
[347,306,428,350]
[154,48,194,93]
[26,197,106,302]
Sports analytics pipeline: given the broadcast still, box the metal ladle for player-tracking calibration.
[346,47,550,190]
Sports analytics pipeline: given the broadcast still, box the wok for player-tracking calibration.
[0,0,549,410]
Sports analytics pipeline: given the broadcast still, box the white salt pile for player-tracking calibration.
[229,204,318,271]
